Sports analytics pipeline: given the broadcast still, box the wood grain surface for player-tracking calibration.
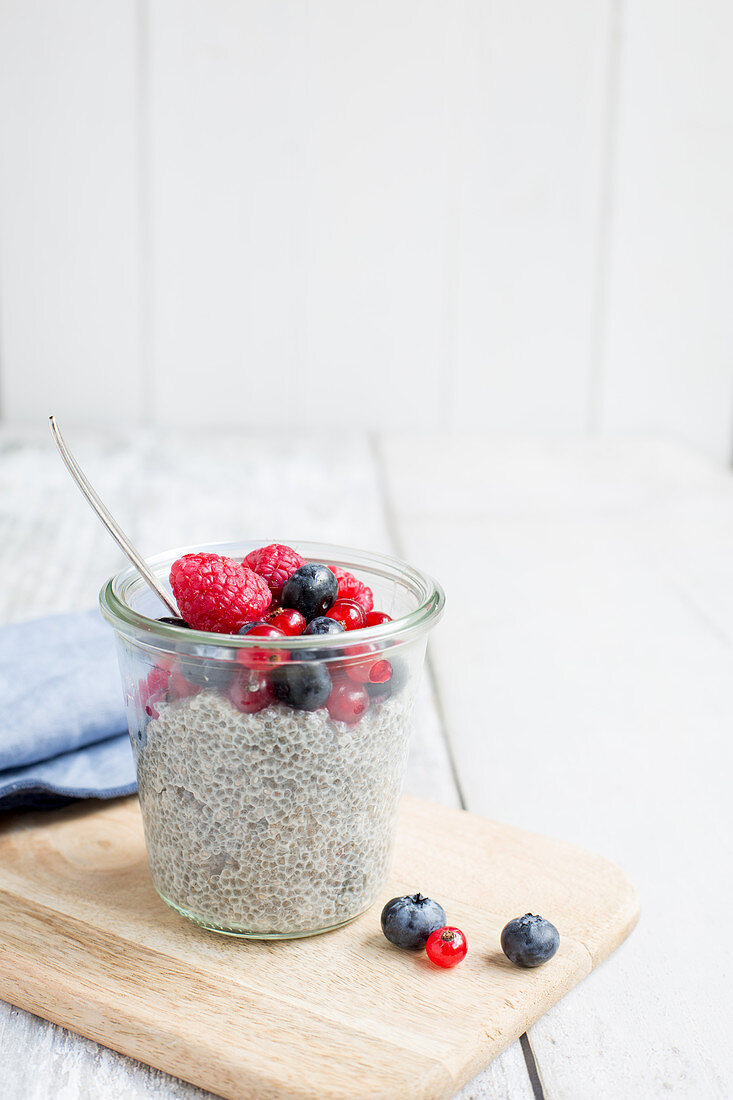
[0,794,638,1100]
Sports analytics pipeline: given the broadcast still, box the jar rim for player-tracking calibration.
[99,539,445,652]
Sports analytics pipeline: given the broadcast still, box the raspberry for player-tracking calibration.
[243,544,305,599]
[170,553,271,634]
[332,566,374,613]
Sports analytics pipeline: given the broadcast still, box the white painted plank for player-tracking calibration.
[598,0,733,462]
[0,427,533,1098]
[147,1,458,429]
[448,0,611,432]
[381,432,732,1097]
[0,1,142,425]
[146,0,310,428]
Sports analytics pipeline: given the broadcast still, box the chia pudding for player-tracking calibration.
[101,539,445,938]
[138,689,412,935]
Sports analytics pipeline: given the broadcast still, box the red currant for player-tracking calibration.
[327,682,370,725]
[228,668,275,713]
[268,607,307,636]
[343,644,393,686]
[236,623,287,670]
[425,926,468,968]
[365,611,392,627]
[326,598,366,631]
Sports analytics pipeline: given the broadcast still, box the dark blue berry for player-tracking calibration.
[380,893,447,949]
[282,563,338,622]
[500,914,560,967]
[271,660,331,711]
[178,644,236,691]
[157,616,190,628]
[303,617,345,636]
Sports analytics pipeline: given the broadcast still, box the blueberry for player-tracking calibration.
[157,616,190,628]
[500,914,560,967]
[303,617,345,636]
[178,645,236,691]
[282,563,338,621]
[380,893,447,950]
[271,660,331,711]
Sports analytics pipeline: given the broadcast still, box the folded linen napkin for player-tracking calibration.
[0,611,135,810]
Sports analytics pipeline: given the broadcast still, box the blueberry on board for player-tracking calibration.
[500,914,560,967]
[157,616,190,628]
[282,563,338,621]
[380,893,447,949]
[178,644,236,691]
[271,660,331,711]
[303,617,345,636]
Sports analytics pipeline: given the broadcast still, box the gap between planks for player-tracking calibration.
[370,431,548,1100]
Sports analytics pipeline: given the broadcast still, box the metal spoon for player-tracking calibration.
[49,416,180,618]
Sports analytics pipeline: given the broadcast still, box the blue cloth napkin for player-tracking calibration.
[0,610,136,810]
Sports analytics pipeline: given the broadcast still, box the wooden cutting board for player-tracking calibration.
[0,795,638,1100]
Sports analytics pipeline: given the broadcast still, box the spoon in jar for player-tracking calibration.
[49,415,180,619]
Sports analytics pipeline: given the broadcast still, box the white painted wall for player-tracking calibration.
[0,1,731,458]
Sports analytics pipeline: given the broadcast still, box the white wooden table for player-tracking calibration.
[0,428,729,1099]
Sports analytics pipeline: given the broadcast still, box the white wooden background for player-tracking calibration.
[0,2,732,458]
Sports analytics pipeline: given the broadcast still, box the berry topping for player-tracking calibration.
[236,623,287,670]
[332,566,374,612]
[380,893,447,950]
[303,616,345,636]
[176,644,237,690]
[168,663,202,701]
[281,563,338,621]
[326,598,366,631]
[228,667,275,714]
[271,660,332,711]
[500,914,560,968]
[343,644,392,686]
[327,682,370,725]
[243,544,305,599]
[268,608,307,636]
[425,926,468,968]
[365,611,392,627]
[170,553,271,634]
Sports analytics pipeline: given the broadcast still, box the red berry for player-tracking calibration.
[425,927,468,968]
[269,607,307,635]
[365,611,392,627]
[237,623,287,670]
[332,566,374,613]
[168,664,201,701]
[327,682,370,725]
[343,644,393,686]
[326,598,366,631]
[228,668,275,713]
[243,544,305,599]
[170,553,271,634]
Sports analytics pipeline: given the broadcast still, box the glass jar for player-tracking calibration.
[100,540,444,939]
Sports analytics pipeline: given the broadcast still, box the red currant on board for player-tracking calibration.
[268,608,307,636]
[425,927,468,968]
[236,623,287,670]
[326,598,366,631]
[365,611,392,627]
[327,683,370,725]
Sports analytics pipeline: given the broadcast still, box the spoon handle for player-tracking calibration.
[49,416,180,619]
